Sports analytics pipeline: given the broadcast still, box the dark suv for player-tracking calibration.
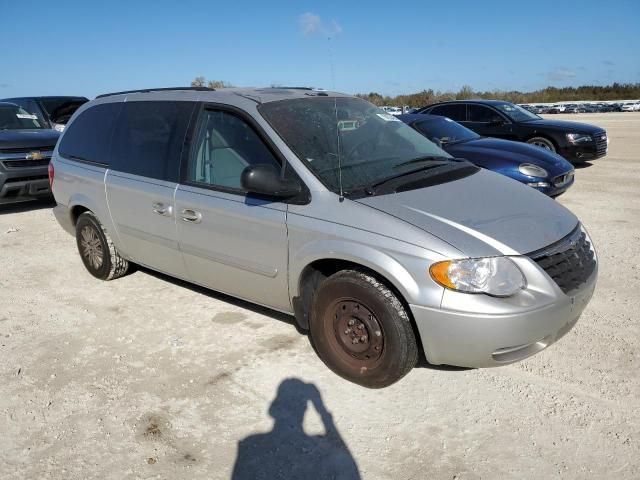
[0,96,88,132]
[418,100,608,163]
[0,102,59,204]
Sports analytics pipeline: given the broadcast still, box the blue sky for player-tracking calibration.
[1,0,639,99]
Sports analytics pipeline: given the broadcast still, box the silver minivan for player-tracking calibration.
[50,87,597,388]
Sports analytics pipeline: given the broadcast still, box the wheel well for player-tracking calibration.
[293,259,426,361]
[70,205,90,226]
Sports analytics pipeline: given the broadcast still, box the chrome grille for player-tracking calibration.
[528,225,596,294]
[594,130,607,157]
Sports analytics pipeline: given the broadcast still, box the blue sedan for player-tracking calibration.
[398,114,575,197]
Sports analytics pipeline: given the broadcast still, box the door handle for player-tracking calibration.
[181,209,202,223]
[152,202,173,216]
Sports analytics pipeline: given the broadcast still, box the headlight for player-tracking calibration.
[430,257,526,297]
[518,163,548,178]
[566,133,592,143]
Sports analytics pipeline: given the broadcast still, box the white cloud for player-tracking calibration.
[299,12,342,37]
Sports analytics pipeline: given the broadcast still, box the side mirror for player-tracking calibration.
[241,164,302,198]
[431,137,443,148]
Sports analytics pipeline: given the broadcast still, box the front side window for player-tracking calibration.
[188,109,280,190]
[0,105,45,130]
[259,97,456,194]
[468,105,504,123]
[494,103,540,122]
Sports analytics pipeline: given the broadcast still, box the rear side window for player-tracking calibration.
[110,101,194,182]
[429,104,466,121]
[58,103,122,164]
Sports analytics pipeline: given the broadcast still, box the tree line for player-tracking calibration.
[356,83,640,107]
[191,77,640,106]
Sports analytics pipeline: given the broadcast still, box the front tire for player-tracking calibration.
[309,270,418,388]
[76,211,130,280]
[527,136,556,152]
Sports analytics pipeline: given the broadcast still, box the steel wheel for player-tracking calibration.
[80,225,104,270]
[328,298,384,367]
[309,269,418,388]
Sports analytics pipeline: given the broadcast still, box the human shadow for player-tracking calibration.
[231,378,361,480]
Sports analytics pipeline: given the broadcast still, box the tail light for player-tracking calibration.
[48,162,55,190]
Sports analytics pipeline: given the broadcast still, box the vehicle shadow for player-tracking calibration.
[231,378,361,480]
[138,266,304,333]
[137,267,476,368]
[573,162,594,170]
[0,198,55,215]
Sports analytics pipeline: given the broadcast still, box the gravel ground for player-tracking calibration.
[1,113,638,479]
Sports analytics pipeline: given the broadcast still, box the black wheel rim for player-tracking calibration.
[326,299,384,367]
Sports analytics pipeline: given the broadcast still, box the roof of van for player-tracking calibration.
[95,87,351,104]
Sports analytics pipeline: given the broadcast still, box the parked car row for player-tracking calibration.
[521,101,640,114]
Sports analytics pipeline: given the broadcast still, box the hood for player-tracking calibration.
[0,129,60,150]
[446,137,572,174]
[355,168,578,257]
[524,118,603,133]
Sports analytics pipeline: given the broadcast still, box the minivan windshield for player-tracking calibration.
[495,102,541,122]
[0,105,45,130]
[259,97,455,194]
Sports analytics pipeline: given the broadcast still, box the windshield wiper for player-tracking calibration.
[393,155,452,169]
[363,161,453,195]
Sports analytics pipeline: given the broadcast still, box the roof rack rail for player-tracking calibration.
[96,86,214,99]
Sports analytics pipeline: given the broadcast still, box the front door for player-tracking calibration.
[465,104,515,140]
[175,107,291,311]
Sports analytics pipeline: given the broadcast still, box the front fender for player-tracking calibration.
[290,239,426,306]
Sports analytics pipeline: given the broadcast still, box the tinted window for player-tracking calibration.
[58,103,121,164]
[468,105,503,123]
[110,101,194,181]
[188,109,280,190]
[429,104,466,121]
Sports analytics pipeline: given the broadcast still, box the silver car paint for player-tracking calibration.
[51,88,597,368]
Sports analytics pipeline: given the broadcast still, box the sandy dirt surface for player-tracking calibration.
[1,113,639,479]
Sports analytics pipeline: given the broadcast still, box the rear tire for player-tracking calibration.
[75,212,130,280]
[309,269,418,388]
[527,136,556,152]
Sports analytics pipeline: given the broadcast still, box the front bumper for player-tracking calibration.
[0,160,52,204]
[410,264,597,367]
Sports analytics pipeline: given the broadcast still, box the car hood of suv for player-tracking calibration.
[523,118,603,133]
[355,168,578,257]
[0,129,60,150]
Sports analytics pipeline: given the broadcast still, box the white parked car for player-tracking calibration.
[621,102,640,112]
